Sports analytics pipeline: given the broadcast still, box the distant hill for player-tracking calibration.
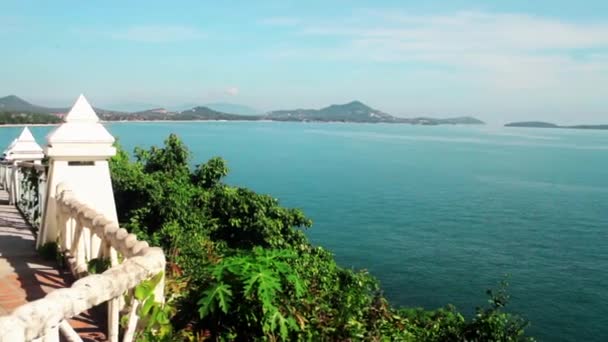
[0,95,65,114]
[133,108,174,116]
[178,106,259,121]
[98,108,176,121]
[204,103,260,116]
[408,116,484,125]
[267,101,394,122]
[267,101,484,125]
[505,121,559,128]
[97,106,258,122]
[505,121,608,130]
[568,125,608,130]
[0,95,485,126]
[0,95,64,124]
[0,95,124,117]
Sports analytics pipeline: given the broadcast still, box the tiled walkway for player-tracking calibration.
[0,189,106,341]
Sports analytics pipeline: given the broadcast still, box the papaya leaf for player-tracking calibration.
[198,283,233,317]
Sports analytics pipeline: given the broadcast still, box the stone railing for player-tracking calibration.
[0,160,11,191]
[0,183,165,341]
[15,161,47,231]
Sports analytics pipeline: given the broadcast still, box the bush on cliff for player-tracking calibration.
[110,134,534,341]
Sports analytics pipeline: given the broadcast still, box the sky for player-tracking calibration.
[1,0,607,124]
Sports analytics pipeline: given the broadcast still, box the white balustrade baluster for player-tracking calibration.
[40,326,59,342]
[59,320,83,342]
[122,299,140,342]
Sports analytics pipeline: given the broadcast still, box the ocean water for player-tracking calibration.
[2,122,607,341]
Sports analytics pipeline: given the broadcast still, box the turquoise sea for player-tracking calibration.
[2,122,607,341]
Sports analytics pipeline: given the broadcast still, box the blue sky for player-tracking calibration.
[1,0,607,123]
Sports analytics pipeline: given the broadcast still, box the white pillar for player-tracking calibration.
[3,127,44,204]
[39,94,118,250]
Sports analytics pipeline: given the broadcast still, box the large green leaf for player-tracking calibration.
[198,283,233,317]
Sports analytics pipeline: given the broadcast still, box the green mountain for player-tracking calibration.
[267,101,395,122]
[204,103,260,115]
[0,95,125,117]
[0,95,64,124]
[98,108,175,121]
[98,106,258,121]
[267,101,484,124]
[0,95,65,114]
[0,95,485,125]
[177,106,259,121]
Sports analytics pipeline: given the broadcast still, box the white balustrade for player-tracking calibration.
[0,183,166,341]
[13,161,47,230]
[0,98,166,341]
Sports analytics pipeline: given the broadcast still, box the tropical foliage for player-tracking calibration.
[110,134,534,341]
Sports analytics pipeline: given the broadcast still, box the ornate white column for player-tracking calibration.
[4,127,44,204]
[39,95,118,252]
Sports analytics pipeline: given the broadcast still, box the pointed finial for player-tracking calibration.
[46,94,115,156]
[64,94,100,123]
[5,126,43,159]
[17,127,36,142]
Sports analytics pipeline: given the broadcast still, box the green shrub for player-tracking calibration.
[110,134,534,341]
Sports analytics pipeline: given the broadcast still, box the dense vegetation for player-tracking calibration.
[0,111,61,125]
[110,134,533,341]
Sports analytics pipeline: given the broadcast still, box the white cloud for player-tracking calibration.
[110,25,205,42]
[299,12,608,62]
[271,10,608,96]
[303,11,608,50]
[225,87,239,96]
[260,10,608,122]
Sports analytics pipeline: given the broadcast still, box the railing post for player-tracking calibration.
[10,161,18,205]
[40,95,118,251]
[3,127,44,205]
[0,163,7,191]
[37,168,47,227]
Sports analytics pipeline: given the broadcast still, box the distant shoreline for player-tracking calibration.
[505,121,608,131]
[0,123,59,127]
[1,120,486,127]
[104,119,267,124]
[106,120,484,125]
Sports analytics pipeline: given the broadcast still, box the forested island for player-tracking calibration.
[0,95,484,126]
[506,121,608,130]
